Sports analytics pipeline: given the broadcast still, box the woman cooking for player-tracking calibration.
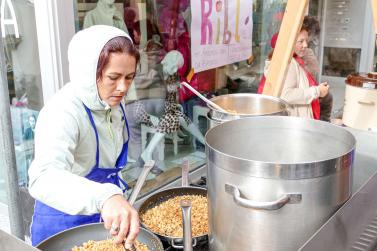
[28,25,140,249]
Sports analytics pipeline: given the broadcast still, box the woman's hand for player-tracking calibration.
[101,194,140,248]
[319,82,330,98]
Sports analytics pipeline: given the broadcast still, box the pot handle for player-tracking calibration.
[171,238,197,249]
[225,183,302,210]
[358,100,375,106]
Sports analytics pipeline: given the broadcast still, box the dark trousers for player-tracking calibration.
[319,92,333,122]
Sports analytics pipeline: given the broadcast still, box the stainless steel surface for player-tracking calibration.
[346,128,377,193]
[0,229,39,251]
[300,172,377,251]
[36,223,164,251]
[128,160,155,205]
[205,116,355,251]
[181,200,193,251]
[0,25,24,238]
[207,93,289,128]
[300,128,377,251]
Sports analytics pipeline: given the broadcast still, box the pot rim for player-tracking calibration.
[205,116,356,179]
[207,93,291,116]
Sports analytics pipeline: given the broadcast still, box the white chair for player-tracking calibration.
[141,124,181,161]
[192,105,210,148]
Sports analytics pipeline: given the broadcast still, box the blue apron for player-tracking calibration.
[31,104,130,246]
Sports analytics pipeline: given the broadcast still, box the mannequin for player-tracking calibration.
[83,0,128,33]
[125,20,166,164]
[135,50,205,173]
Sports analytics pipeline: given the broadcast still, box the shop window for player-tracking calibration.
[1,0,42,198]
[72,0,322,198]
[322,47,361,77]
[73,0,208,199]
[0,0,42,235]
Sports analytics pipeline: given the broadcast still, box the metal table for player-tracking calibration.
[0,229,39,251]
[2,127,377,251]
[300,128,377,251]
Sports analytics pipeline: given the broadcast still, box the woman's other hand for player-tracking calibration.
[319,82,330,98]
[101,194,140,247]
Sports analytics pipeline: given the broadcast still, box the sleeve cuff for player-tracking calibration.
[96,183,123,211]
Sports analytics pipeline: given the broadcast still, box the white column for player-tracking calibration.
[34,0,75,103]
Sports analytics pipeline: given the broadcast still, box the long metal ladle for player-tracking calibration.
[180,81,229,113]
[124,160,156,251]
[181,199,193,251]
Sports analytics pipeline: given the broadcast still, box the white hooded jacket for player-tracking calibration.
[28,25,132,215]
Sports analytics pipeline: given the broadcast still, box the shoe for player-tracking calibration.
[150,165,164,176]
[134,156,145,168]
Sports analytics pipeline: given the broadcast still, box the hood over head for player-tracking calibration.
[68,25,132,110]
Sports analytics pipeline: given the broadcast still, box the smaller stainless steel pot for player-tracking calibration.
[207,93,289,128]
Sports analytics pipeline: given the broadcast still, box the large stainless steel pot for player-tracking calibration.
[207,93,289,128]
[205,116,356,251]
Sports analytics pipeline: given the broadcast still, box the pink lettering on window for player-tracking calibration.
[201,0,213,45]
[222,0,231,44]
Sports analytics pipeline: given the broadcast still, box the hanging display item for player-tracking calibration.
[190,0,253,72]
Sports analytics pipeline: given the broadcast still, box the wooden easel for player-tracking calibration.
[371,0,377,34]
[262,0,309,97]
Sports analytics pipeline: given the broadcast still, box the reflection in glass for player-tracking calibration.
[0,0,43,236]
[322,47,361,77]
[74,0,207,199]
[2,0,42,194]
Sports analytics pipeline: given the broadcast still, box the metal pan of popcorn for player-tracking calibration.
[138,160,208,249]
[36,223,164,251]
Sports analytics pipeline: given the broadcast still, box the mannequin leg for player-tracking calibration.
[140,132,165,163]
[131,132,165,178]
[179,118,205,145]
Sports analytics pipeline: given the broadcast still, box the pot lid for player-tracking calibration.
[346,72,377,89]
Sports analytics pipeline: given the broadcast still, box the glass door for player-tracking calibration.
[0,0,43,236]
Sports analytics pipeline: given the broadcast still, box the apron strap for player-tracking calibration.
[117,103,130,192]
[119,103,130,140]
[115,103,130,168]
[83,103,129,191]
[83,103,99,168]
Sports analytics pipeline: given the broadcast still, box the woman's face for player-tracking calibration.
[97,52,136,107]
[294,30,309,58]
